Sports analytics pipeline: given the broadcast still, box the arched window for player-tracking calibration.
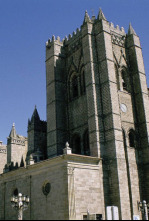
[69,71,86,101]
[72,75,79,98]
[121,68,129,92]
[83,130,90,156]
[129,129,135,148]
[71,134,81,155]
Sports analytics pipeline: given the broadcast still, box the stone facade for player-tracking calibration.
[45,9,149,219]
[6,124,28,170]
[0,154,103,220]
[0,142,7,174]
[0,9,149,220]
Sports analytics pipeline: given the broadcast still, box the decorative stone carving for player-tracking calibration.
[111,34,126,47]
[0,149,6,154]
[63,142,72,155]
[28,154,34,166]
[67,167,74,175]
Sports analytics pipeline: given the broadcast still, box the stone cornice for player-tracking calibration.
[0,154,101,181]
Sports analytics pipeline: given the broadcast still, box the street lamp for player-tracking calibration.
[138,200,149,220]
[11,193,30,220]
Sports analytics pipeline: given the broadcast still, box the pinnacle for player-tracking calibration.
[83,10,91,24]
[128,23,137,35]
[98,8,107,21]
[30,105,40,124]
[9,123,17,138]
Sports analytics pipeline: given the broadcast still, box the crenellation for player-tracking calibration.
[109,22,126,36]
[46,38,52,48]
[73,31,76,37]
[65,36,68,42]
[56,36,60,41]
[116,25,120,31]
[68,34,72,40]
[52,35,55,41]
[110,22,114,28]
[121,27,125,33]
[63,29,82,47]
[76,28,81,34]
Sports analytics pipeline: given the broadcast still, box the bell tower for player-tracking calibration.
[7,123,28,167]
[46,9,149,219]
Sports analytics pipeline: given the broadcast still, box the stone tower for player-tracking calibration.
[46,9,149,219]
[27,106,47,162]
[7,123,28,168]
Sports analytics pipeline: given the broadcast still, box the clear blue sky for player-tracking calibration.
[0,0,149,144]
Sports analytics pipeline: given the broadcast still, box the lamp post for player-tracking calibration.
[138,201,149,220]
[11,193,30,220]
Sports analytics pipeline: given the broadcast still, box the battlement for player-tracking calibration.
[0,149,7,154]
[109,22,126,36]
[46,35,64,48]
[46,27,82,48]
[9,137,26,146]
[46,9,127,50]
[64,27,82,44]
[0,141,7,154]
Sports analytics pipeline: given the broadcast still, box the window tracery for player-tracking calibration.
[115,65,130,93]
[69,70,86,101]
[121,69,129,92]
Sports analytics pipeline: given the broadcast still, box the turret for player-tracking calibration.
[7,123,27,169]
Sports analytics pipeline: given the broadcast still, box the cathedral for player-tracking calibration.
[0,9,149,220]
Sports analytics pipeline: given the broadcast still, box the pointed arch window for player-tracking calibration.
[69,70,86,101]
[115,65,130,92]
